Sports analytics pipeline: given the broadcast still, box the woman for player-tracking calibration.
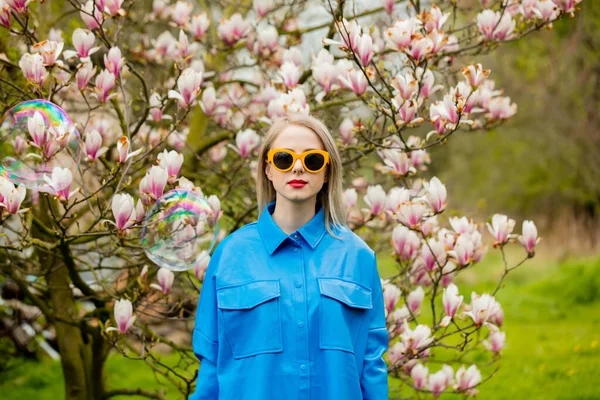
[190,113,389,400]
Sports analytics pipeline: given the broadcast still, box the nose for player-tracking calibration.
[292,157,304,173]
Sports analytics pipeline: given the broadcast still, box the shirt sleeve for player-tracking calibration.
[360,251,389,400]
[190,245,221,399]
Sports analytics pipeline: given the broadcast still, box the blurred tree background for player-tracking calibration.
[432,0,600,258]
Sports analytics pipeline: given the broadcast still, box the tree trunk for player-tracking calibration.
[33,196,110,400]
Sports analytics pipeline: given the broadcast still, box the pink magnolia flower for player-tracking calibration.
[171,0,193,27]
[461,63,491,89]
[254,0,274,18]
[194,251,211,281]
[486,96,517,120]
[428,365,454,396]
[483,330,506,354]
[168,68,203,108]
[39,167,79,202]
[32,40,64,66]
[477,10,515,41]
[27,111,48,148]
[19,53,47,87]
[454,365,482,396]
[463,292,498,327]
[144,165,169,201]
[156,149,184,184]
[414,67,443,99]
[423,176,447,213]
[151,267,175,295]
[397,100,424,125]
[152,0,170,20]
[110,192,136,230]
[104,47,125,78]
[0,0,10,28]
[401,324,433,352]
[338,118,356,145]
[411,363,429,389]
[383,0,395,15]
[342,188,357,209]
[80,0,103,30]
[200,86,217,115]
[391,72,418,101]
[363,184,387,216]
[190,12,211,40]
[0,177,27,214]
[84,130,108,162]
[206,194,223,227]
[440,283,463,327]
[217,13,249,46]
[448,233,475,266]
[384,18,422,50]
[339,69,368,95]
[312,61,337,94]
[518,220,540,256]
[429,94,460,135]
[76,61,96,91]
[72,28,101,59]
[106,299,136,334]
[6,0,32,14]
[279,61,301,89]
[355,33,373,67]
[116,136,143,163]
[104,0,125,17]
[267,88,310,118]
[486,213,515,244]
[383,281,401,314]
[332,18,362,52]
[234,129,260,158]
[391,225,421,260]
[422,5,450,33]
[395,201,427,229]
[421,239,447,271]
[407,35,433,62]
[93,69,116,103]
[407,286,424,313]
[377,148,415,176]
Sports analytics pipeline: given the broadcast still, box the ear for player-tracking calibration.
[265,163,272,180]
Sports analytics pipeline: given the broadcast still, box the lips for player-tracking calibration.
[288,180,307,184]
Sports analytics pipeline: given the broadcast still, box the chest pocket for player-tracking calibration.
[216,280,283,359]
[318,277,372,354]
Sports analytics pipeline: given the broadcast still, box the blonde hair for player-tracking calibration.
[256,112,347,241]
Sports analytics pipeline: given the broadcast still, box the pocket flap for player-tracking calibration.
[317,277,372,309]
[216,280,280,310]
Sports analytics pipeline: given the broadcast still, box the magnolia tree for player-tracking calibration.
[0,0,582,398]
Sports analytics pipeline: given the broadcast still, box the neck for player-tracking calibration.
[271,196,318,236]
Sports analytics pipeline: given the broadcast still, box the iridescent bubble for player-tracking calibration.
[141,188,219,272]
[0,99,83,191]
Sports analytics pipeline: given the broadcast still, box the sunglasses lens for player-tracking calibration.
[273,152,293,170]
[304,153,325,171]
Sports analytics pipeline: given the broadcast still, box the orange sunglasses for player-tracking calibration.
[267,148,330,173]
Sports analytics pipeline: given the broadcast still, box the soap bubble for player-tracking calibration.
[0,99,83,191]
[141,188,219,272]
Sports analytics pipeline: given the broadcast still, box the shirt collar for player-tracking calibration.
[258,200,327,255]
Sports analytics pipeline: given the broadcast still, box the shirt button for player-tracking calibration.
[297,321,304,328]
[294,280,302,288]
[293,246,299,253]
[300,364,307,371]
[293,233,299,239]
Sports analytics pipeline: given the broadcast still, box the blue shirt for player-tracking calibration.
[189,200,389,400]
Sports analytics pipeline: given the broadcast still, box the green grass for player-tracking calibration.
[1,249,599,399]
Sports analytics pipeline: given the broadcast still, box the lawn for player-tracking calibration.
[1,248,599,399]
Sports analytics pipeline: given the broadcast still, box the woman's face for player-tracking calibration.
[265,124,329,205]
